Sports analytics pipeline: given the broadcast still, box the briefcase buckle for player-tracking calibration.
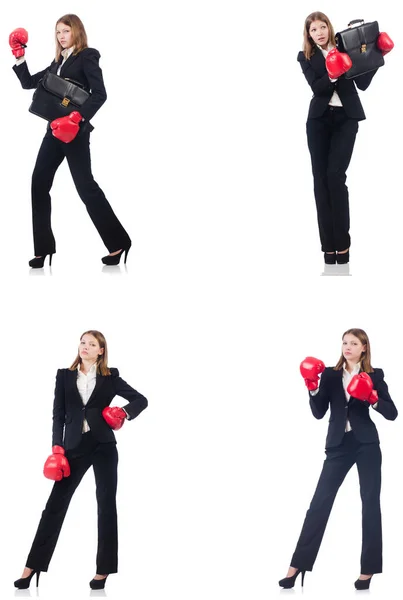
[61,97,70,107]
[361,43,367,53]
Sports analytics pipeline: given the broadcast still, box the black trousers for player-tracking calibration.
[26,432,119,574]
[306,107,359,252]
[291,431,382,574]
[31,129,131,256]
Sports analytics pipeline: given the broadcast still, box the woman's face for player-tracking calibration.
[56,22,74,49]
[342,334,366,364]
[79,334,104,363]
[309,20,329,47]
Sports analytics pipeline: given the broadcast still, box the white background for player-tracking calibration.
[1,1,402,599]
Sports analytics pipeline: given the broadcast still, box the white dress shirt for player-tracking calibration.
[77,362,97,432]
[342,361,361,432]
[318,44,343,107]
[57,46,75,75]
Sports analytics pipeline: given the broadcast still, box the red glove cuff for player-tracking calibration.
[69,111,83,124]
[52,445,65,455]
[368,390,379,405]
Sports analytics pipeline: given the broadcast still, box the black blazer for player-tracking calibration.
[309,367,397,449]
[52,368,148,451]
[297,49,378,121]
[13,47,107,131]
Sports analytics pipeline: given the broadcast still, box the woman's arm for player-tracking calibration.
[372,369,398,420]
[12,59,53,89]
[52,369,66,447]
[353,68,378,91]
[111,369,148,420]
[297,51,336,96]
[79,48,107,121]
[309,368,331,419]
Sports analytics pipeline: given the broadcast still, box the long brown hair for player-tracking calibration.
[334,328,374,373]
[55,14,88,61]
[70,330,111,376]
[302,11,336,60]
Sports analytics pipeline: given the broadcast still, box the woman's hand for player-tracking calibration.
[347,373,378,404]
[300,357,325,391]
[102,406,127,430]
[325,48,352,79]
[9,28,28,58]
[50,111,82,143]
[43,446,71,481]
[377,32,394,56]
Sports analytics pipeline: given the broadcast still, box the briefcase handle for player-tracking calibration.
[348,19,365,27]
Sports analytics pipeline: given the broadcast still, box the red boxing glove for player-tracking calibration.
[102,406,127,430]
[43,445,71,481]
[347,372,378,404]
[326,48,352,79]
[300,356,325,391]
[9,28,28,58]
[50,111,82,143]
[377,32,394,56]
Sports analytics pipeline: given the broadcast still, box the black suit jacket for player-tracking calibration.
[13,47,107,131]
[297,49,378,120]
[52,368,148,451]
[309,367,397,449]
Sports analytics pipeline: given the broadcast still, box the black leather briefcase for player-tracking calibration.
[335,19,384,78]
[29,71,90,121]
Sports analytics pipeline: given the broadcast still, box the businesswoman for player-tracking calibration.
[9,14,131,267]
[297,12,392,264]
[279,328,397,590]
[14,330,148,590]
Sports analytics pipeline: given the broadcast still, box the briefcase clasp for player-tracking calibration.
[360,43,367,53]
[61,97,70,107]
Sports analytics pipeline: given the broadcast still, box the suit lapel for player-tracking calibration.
[311,49,327,75]
[60,52,79,77]
[86,374,106,407]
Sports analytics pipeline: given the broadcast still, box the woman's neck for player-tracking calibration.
[345,360,359,374]
[80,359,97,374]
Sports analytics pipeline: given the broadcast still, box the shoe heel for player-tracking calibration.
[49,254,53,266]
[124,247,130,264]
[301,571,306,587]
[36,571,40,587]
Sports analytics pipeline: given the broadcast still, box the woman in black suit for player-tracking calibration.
[297,12,380,265]
[279,328,397,590]
[10,14,132,267]
[14,330,148,590]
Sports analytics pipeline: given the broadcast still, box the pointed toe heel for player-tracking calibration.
[354,575,372,590]
[14,570,41,589]
[278,568,306,589]
[101,245,131,266]
[29,254,53,268]
[89,575,109,590]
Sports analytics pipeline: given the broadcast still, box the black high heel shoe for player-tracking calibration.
[89,575,109,590]
[354,575,372,590]
[14,570,41,589]
[278,568,306,589]
[101,246,131,265]
[29,254,53,268]
[336,250,349,264]
[324,252,336,265]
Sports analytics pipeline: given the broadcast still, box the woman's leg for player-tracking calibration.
[65,132,131,253]
[25,447,92,572]
[356,442,382,575]
[327,111,359,252]
[31,133,65,256]
[290,435,356,571]
[92,442,119,575]
[306,113,334,252]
